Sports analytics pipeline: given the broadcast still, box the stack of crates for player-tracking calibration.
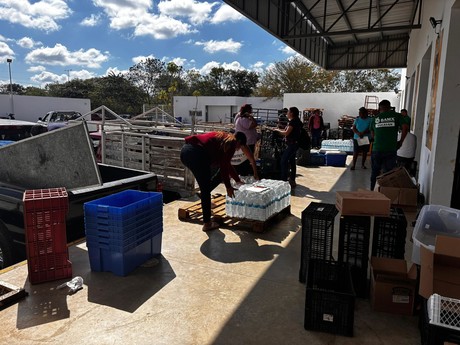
[419,294,460,344]
[299,202,338,283]
[23,188,72,284]
[372,207,407,259]
[338,215,371,297]
[84,190,163,277]
[304,259,355,337]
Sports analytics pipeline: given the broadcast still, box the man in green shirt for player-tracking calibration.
[370,100,410,190]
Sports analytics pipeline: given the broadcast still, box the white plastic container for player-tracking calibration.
[411,205,460,265]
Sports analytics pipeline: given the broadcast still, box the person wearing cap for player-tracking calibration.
[350,107,372,170]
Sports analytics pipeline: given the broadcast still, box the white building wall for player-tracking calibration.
[405,0,459,206]
[173,96,283,124]
[0,94,91,123]
[283,92,400,126]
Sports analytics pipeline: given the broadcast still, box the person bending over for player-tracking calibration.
[180,131,258,231]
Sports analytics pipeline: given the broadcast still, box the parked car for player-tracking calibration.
[0,118,45,141]
[36,110,82,131]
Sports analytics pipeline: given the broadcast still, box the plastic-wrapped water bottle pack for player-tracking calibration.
[226,179,291,221]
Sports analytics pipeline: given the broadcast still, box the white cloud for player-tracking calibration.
[31,71,67,85]
[199,60,245,74]
[93,0,194,39]
[169,57,187,66]
[25,44,109,68]
[0,42,14,57]
[199,61,220,74]
[17,37,41,49]
[250,61,265,74]
[221,61,245,71]
[27,65,46,72]
[132,54,156,64]
[279,45,296,55]
[80,13,102,27]
[71,69,97,80]
[134,15,194,39]
[195,39,242,54]
[210,3,244,24]
[0,0,72,32]
[105,66,129,76]
[158,0,217,25]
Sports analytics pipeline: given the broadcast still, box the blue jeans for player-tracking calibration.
[311,129,322,148]
[371,151,397,190]
[280,143,298,181]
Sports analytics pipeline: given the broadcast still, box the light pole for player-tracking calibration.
[6,58,14,117]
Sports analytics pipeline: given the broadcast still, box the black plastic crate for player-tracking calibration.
[372,207,407,259]
[299,202,338,283]
[305,259,355,337]
[338,215,371,298]
[419,297,460,345]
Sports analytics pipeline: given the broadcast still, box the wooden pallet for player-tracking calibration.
[178,194,290,233]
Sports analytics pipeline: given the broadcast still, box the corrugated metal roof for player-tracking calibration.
[224,0,423,69]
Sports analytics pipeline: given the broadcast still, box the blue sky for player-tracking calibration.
[0,0,297,88]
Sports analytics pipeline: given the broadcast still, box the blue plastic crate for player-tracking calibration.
[325,152,347,167]
[85,216,163,240]
[86,224,163,252]
[88,232,162,276]
[85,209,162,236]
[84,190,163,222]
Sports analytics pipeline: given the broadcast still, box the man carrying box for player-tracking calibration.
[370,100,410,190]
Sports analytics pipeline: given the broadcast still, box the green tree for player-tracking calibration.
[330,69,401,92]
[225,69,259,97]
[254,56,334,97]
[127,58,166,105]
[0,83,25,95]
[91,72,147,114]
[23,86,48,96]
[190,67,259,96]
[46,79,94,99]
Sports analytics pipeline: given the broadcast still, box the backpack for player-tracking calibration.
[298,127,311,150]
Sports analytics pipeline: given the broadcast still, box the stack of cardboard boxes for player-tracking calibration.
[335,188,417,315]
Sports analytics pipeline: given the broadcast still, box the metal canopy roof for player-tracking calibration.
[223,0,423,70]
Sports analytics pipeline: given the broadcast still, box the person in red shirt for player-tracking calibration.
[180,131,258,231]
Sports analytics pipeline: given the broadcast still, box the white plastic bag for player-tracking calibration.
[231,149,247,165]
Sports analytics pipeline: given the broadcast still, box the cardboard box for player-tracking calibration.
[336,190,391,216]
[375,183,418,207]
[376,167,416,188]
[374,167,418,206]
[370,257,417,315]
[419,235,460,300]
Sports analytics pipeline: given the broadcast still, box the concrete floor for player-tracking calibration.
[0,157,421,345]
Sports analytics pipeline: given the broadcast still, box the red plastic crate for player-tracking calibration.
[27,252,72,284]
[23,188,71,284]
[23,188,69,213]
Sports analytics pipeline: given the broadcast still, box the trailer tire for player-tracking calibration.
[0,224,14,270]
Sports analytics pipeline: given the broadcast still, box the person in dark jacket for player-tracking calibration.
[273,106,302,188]
[180,131,258,231]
